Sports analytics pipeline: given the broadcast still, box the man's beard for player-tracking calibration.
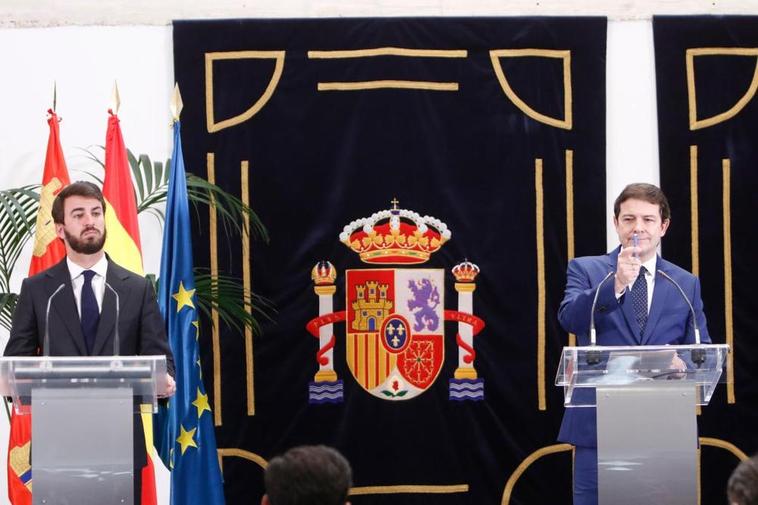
[65,228,106,255]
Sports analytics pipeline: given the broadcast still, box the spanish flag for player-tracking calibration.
[103,109,143,276]
[103,109,158,505]
[7,109,71,505]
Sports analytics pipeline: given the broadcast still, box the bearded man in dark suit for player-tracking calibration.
[4,180,176,503]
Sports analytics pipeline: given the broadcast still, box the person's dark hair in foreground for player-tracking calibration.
[262,445,352,505]
[728,455,758,505]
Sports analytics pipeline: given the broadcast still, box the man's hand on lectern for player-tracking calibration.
[159,373,177,398]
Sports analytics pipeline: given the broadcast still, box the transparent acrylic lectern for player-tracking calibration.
[0,356,168,505]
[555,344,729,505]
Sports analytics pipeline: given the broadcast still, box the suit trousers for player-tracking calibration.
[574,446,598,505]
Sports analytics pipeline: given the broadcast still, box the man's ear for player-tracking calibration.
[55,222,66,241]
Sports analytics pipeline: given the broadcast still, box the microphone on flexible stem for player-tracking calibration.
[656,269,705,366]
[43,283,66,361]
[587,271,616,365]
[104,281,120,357]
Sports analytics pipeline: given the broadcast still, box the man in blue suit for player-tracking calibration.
[557,183,710,505]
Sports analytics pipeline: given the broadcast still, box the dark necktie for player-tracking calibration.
[80,270,100,355]
[630,266,648,335]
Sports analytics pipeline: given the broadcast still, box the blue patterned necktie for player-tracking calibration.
[630,266,648,335]
[80,270,100,355]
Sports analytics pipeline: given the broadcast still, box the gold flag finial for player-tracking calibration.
[170,83,183,122]
[110,81,121,114]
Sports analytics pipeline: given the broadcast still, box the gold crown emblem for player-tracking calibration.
[452,260,480,282]
[339,199,451,265]
[311,260,337,285]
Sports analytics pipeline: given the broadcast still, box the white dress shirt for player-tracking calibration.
[628,256,657,312]
[67,255,109,317]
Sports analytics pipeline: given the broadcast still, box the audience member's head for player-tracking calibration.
[728,455,758,505]
[262,445,352,505]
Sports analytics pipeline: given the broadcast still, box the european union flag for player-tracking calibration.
[155,118,225,505]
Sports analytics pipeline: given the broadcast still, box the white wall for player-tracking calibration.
[0,24,175,505]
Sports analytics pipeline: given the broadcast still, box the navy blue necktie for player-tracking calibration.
[80,270,100,355]
[630,266,648,335]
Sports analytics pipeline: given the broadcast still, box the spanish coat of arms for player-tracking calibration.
[306,202,485,403]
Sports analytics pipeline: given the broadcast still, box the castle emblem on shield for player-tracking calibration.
[306,201,485,403]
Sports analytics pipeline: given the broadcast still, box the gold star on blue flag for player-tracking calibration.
[155,118,225,505]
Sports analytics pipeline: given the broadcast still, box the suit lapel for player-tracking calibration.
[641,260,672,345]
[608,248,639,343]
[47,261,88,356]
[92,262,133,355]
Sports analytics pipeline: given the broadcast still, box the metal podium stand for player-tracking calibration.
[555,344,728,505]
[0,356,167,505]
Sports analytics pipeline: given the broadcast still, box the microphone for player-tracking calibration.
[104,281,120,357]
[656,269,705,366]
[587,271,615,365]
[590,271,616,346]
[43,283,66,358]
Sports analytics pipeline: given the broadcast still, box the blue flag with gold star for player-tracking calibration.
[155,119,225,505]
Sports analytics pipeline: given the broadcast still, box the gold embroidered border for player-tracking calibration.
[686,47,758,130]
[217,448,268,471]
[565,149,576,347]
[208,152,222,426]
[205,50,285,133]
[241,161,255,416]
[216,449,471,498]
[317,80,458,92]
[490,49,573,130]
[308,47,467,59]
[350,485,468,496]
[700,437,749,460]
[690,145,700,276]
[501,443,573,504]
[535,158,546,411]
[722,160,735,404]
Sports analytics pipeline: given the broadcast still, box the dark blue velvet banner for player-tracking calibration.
[655,15,758,503]
[173,17,606,504]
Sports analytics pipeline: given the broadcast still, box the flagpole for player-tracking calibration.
[110,80,120,115]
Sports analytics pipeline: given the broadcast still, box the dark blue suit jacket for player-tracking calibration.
[557,247,710,447]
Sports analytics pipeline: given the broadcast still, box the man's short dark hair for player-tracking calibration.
[728,455,758,505]
[264,445,352,505]
[51,181,107,224]
[613,183,671,222]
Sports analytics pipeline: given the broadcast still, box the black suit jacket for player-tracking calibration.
[4,258,175,466]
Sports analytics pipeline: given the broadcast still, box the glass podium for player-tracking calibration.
[0,355,168,505]
[556,344,729,505]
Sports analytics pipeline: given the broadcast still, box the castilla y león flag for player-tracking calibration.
[7,109,71,505]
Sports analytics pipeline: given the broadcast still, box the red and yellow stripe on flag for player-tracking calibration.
[7,110,71,505]
[103,110,143,276]
[103,109,160,505]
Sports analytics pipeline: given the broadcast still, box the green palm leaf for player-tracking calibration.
[0,186,39,330]
[3,149,271,336]
[192,269,275,336]
[187,174,269,243]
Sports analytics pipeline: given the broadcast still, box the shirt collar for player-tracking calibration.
[641,255,657,277]
[67,255,109,280]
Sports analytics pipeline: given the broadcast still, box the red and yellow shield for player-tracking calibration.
[346,268,444,400]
